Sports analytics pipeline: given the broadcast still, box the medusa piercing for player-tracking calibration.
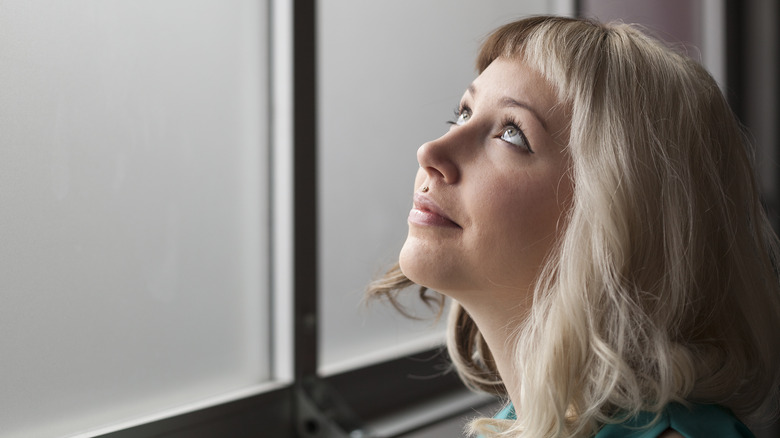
[421,186,429,193]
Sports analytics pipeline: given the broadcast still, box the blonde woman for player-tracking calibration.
[368,16,780,438]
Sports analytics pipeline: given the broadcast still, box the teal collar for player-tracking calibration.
[491,402,754,438]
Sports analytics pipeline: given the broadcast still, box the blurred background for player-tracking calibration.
[0,0,776,437]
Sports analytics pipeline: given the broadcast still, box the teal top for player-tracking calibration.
[492,402,754,437]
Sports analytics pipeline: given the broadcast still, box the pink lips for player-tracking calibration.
[408,193,461,228]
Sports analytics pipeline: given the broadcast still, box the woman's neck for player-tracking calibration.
[456,293,529,408]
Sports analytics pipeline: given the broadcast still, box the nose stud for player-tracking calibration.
[421,186,429,193]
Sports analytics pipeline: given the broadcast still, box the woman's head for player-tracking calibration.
[399,55,573,310]
[370,15,780,437]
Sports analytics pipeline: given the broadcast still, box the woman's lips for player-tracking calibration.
[408,193,461,228]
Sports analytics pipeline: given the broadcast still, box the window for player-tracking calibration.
[0,1,574,436]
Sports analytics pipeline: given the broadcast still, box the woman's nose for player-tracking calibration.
[416,132,462,185]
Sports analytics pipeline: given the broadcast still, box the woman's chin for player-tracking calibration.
[399,238,462,294]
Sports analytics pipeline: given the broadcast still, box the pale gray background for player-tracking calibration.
[0,1,269,436]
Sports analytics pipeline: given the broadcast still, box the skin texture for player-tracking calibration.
[399,57,572,409]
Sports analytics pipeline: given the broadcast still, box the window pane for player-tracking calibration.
[0,1,269,436]
[317,0,569,374]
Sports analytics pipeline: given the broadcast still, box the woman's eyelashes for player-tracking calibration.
[446,106,534,154]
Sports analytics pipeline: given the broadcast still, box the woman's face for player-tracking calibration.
[399,57,572,305]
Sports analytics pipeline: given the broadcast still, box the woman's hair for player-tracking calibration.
[367,15,780,437]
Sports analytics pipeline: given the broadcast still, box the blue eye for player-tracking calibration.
[501,125,523,145]
[455,108,471,126]
[500,122,533,153]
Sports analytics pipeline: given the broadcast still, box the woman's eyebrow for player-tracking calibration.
[501,97,549,131]
[467,84,549,132]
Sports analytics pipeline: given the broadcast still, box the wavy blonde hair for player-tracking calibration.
[367,16,780,437]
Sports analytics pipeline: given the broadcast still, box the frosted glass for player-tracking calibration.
[0,1,269,436]
[318,0,570,374]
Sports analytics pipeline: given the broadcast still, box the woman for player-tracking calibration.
[368,16,780,438]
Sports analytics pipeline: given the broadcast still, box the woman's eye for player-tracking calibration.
[455,109,471,126]
[500,125,533,152]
